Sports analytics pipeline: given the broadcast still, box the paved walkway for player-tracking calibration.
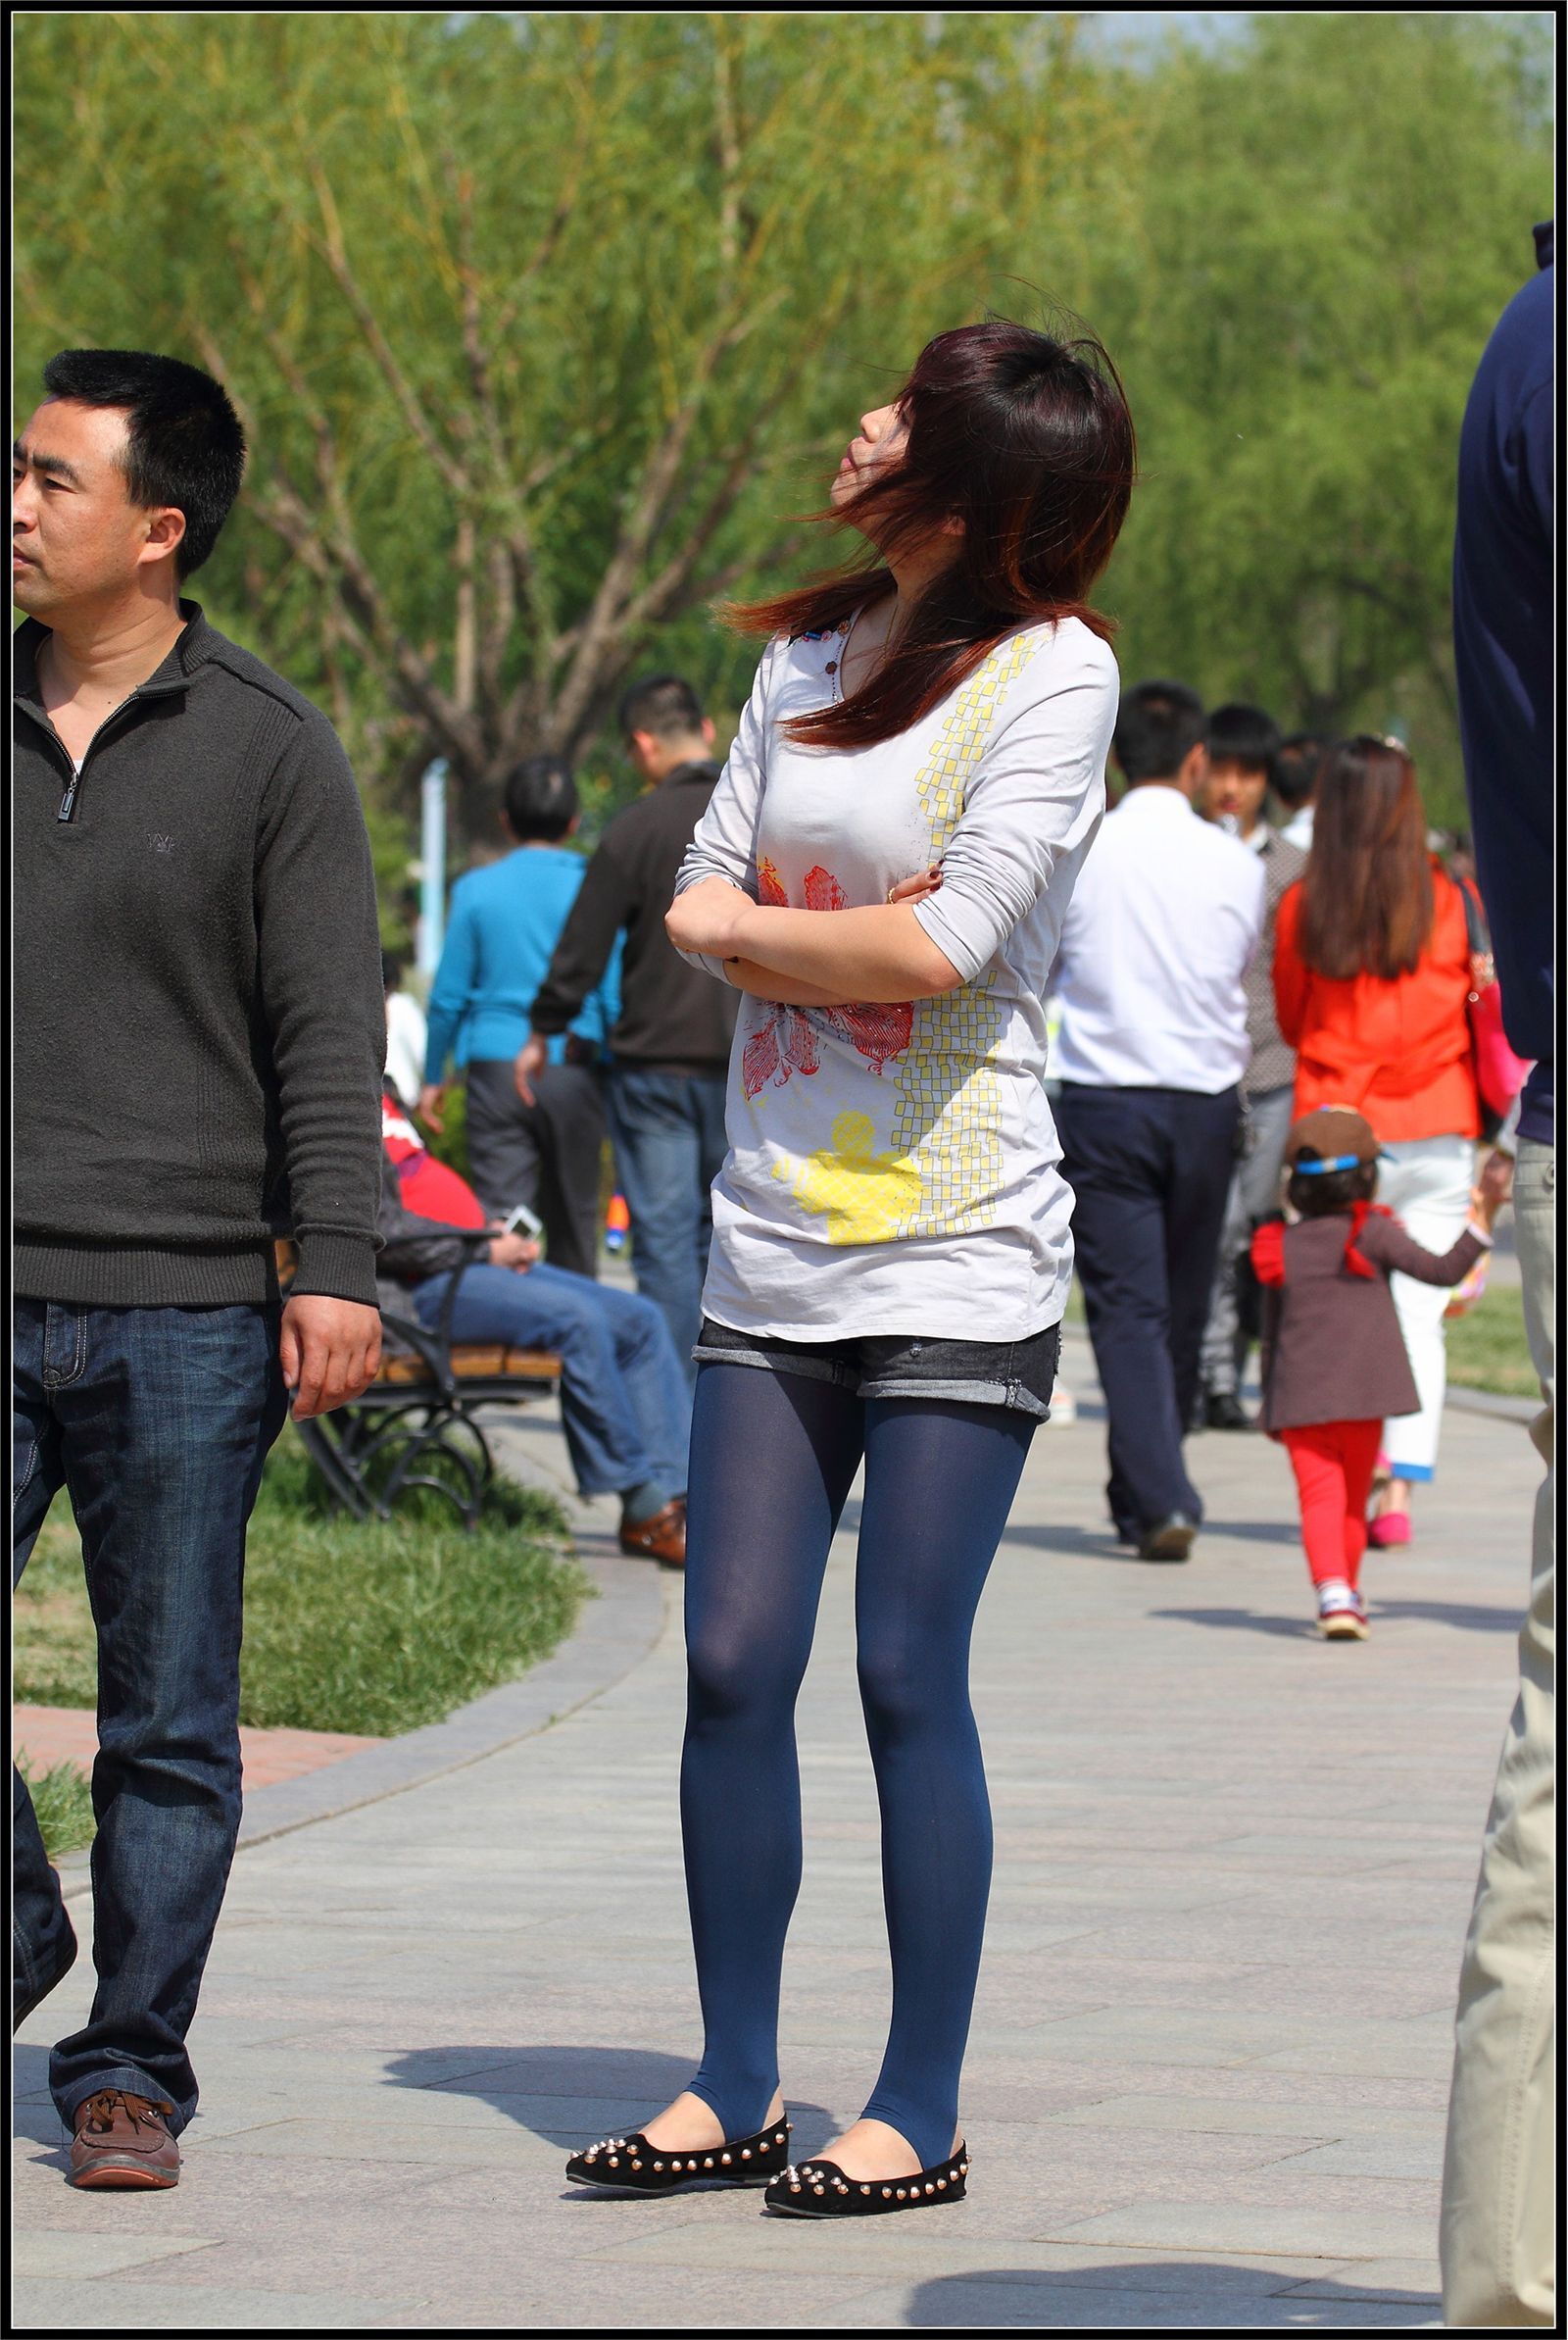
[13,1328,1543,2328]
[14,1708,382,1792]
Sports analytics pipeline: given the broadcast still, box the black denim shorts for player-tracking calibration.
[692,1317,1062,1420]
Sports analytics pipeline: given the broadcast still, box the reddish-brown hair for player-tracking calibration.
[1298,736,1436,981]
[725,317,1136,750]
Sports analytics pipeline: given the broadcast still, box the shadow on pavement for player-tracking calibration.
[10,2043,66,2158]
[1183,1518,1301,1547]
[1371,1599,1523,1633]
[384,2044,836,2157]
[1151,1607,1319,1640]
[906,2266,1440,2327]
[1000,1523,1171,1565]
[1153,1598,1525,1641]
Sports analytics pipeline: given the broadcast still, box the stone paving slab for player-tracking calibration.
[14,1704,382,1789]
[13,1330,1537,2327]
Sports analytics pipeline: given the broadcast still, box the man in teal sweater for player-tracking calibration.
[420,756,621,1279]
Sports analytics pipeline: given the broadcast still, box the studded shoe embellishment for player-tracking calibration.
[764,2145,970,2218]
[566,2118,791,2194]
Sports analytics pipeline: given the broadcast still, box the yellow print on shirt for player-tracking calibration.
[916,629,1043,852]
[773,1111,923,1245]
[770,632,1040,1244]
[884,633,1039,1234]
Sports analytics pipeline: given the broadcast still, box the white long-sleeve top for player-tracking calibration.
[1050,785,1265,1093]
[671,615,1119,1340]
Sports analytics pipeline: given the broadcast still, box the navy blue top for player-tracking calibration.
[1452,222,1554,1144]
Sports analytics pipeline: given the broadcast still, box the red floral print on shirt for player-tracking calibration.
[740,862,913,1099]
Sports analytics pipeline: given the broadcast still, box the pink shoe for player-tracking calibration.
[1367,1509,1411,1549]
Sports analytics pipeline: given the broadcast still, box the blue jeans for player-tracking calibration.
[13,1299,287,2134]
[604,1064,729,1381]
[412,1262,692,1503]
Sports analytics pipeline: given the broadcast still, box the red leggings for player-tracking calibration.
[1277,1419,1385,1589]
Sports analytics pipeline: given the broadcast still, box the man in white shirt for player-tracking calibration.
[1051,680,1265,1560]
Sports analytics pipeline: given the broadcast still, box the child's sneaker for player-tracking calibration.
[1317,1580,1368,1640]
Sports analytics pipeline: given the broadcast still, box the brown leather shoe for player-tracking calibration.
[70,2089,180,2189]
[618,1498,686,1568]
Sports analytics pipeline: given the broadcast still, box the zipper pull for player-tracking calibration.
[57,772,80,823]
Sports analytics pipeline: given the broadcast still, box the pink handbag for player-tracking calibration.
[1458,879,1532,1129]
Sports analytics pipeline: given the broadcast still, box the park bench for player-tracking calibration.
[276,1239,563,1530]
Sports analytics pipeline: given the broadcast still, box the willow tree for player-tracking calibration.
[1093,10,1553,819]
[15,11,1126,838]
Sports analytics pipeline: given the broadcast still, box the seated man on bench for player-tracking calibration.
[378,1088,690,1566]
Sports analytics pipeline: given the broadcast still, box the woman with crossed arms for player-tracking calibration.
[566,316,1135,2217]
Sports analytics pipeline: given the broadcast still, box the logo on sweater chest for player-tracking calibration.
[149,833,175,856]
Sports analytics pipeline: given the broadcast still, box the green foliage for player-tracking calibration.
[13,13,1552,846]
[17,1759,97,1866]
[1092,13,1552,822]
[14,13,1123,839]
[1446,1274,1541,1400]
[421,1077,472,1185]
[13,1430,588,1740]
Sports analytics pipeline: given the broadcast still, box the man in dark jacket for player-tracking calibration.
[519,675,739,1377]
[1441,221,1555,2330]
[13,351,384,2187]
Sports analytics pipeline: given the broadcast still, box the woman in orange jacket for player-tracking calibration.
[1273,736,1480,1546]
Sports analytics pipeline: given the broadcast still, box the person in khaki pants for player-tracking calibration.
[1440,217,1554,2329]
[1440,1144,1554,2324]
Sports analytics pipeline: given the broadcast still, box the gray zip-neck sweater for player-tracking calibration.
[13,603,385,1308]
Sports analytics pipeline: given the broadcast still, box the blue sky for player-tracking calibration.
[1083,12,1249,58]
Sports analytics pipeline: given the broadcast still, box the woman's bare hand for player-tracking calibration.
[885,866,942,905]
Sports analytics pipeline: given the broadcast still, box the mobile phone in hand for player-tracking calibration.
[503,1202,544,1239]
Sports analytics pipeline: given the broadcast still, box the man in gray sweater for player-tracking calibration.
[12,350,385,2188]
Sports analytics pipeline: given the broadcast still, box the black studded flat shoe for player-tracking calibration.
[763,2143,969,2216]
[565,2116,791,2194]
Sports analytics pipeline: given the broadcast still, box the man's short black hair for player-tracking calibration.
[618,673,707,744]
[1112,680,1205,785]
[1205,702,1281,786]
[40,349,246,579]
[1273,732,1328,812]
[504,753,578,843]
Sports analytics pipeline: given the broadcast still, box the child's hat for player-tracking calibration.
[1284,1105,1380,1174]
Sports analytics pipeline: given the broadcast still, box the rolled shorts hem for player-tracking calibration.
[689,1328,1058,1419]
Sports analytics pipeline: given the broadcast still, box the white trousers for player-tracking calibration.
[1377,1134,1475,1479]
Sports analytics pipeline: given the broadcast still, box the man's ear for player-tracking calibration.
[138,506,187,573]
[1177,740,1210,799]
[701,717,716,748]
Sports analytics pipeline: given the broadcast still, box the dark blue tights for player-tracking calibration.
[680,1362,1036,2170]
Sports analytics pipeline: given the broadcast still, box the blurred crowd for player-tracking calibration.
[392,672,1528,1619]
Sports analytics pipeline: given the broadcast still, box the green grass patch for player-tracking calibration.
[17,1757,96,1864]
[1446,1277,1541,1401]
[14,1430,590,1740]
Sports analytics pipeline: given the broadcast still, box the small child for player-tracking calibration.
[1251,1106,1496,1640]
